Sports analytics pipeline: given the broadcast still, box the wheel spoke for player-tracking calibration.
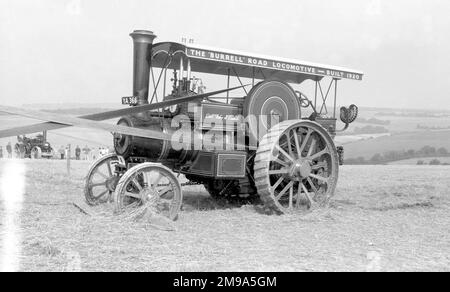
[275,144,295,163]
[276,181,294,200]
[289,186,294,210]
[311,162,327,170]
[307,177,319,194]
[268,168,289,175]
[124,191,142,200]
[93,190,109,199]
[157,186,172,197]
[301,183,316,208]
[307,137,317,157]
[299,129,312,154]
[296,183,302,207]
[89,181,106,188]
[286,132,293,158]
[308,148,328,161]
[107,161,113,176]
[271,177,285,191]
[131,177,143,191]
[271,157,289,168]
[309,173,329,184]
[293,129,302,159]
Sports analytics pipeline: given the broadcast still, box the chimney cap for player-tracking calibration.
[130,30,156,43]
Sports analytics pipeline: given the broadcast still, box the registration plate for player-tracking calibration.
[122,96,138,105]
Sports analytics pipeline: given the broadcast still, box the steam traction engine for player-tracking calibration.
[84,30,362,220]
[15,132,54,159]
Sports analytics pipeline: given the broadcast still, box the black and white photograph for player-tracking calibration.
[0,0,449,275]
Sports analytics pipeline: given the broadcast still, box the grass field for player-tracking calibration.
[0,159,449,272]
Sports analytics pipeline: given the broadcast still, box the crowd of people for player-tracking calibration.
[0,141,113,161]
[57,145,112,160]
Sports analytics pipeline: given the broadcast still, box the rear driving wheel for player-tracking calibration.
[254,120,339,214]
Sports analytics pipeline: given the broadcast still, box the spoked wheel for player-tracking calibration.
[254,120,339,214]
[84,153,121,206]
[113,163,182,221]
[31,146,42,159]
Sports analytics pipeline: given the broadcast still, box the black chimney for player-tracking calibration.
[130,30,157,105]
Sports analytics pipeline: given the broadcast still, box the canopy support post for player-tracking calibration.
[232,67,248,95]
[314,79,318,109]
[163,66,167,98]
[227,68,231,103]
[252,67,255,87]
[333,78,338,119]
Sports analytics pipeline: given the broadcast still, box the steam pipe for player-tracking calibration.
[130,30,157,105]
[187,59,191,81]
[179,57,184,81]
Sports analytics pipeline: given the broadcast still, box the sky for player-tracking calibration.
[0,0,449,110]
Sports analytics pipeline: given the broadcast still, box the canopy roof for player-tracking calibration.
[151,42,363,84]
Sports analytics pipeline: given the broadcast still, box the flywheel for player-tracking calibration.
[243,80,301,144]
[254,120,339,214]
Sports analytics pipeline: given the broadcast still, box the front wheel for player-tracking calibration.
[113,163,182,221]
[84,154,121,206]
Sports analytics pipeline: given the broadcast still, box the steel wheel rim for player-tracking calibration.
[115,164,182,220]
[85,154,120,205]
[256,121,338,214]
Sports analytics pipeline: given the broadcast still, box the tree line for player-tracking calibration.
[417,124,450,130]
[356,117,391,125]
[345,145,450,165]
[353,125,389,134]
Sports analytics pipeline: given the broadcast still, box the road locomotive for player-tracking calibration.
[15,132,54,159]
[0,29,362,219]
[83,30,362,220]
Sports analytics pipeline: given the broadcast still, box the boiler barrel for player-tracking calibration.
[113,115,197,163]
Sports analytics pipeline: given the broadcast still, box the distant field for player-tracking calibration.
[0,160,449,271]
[389,157,450,165]
[344,130,450,159]
[347,117,450,134]
[353,108,450,133]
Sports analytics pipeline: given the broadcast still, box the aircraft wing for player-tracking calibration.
[0,121,65,138]
[0,85,247,138]
[0,105,171,141]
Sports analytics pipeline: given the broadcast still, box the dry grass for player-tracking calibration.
[0,160,449,271]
